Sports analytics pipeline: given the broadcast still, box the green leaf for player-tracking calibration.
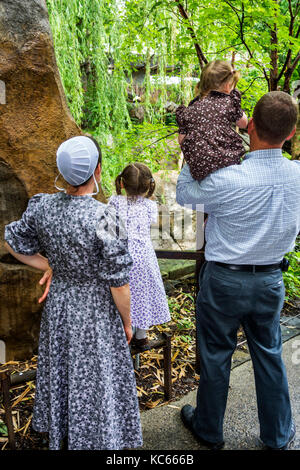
[0,422,8,437]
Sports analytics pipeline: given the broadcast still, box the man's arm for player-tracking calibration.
[176,164,218,213]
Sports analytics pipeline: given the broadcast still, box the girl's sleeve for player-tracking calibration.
[229,89,244,122]
[4,194,43,255]
[148,200,158,224]
[175,105,188,134]
[95,204,133,287]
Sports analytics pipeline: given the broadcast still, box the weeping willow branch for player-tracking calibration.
[47,0,132,138]
[142,131,178,149]
[223,0,269,84]
[241,76,266,94]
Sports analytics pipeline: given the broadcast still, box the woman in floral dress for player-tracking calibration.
[4,136,143,450]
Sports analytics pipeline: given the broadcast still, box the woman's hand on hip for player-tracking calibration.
[38,267,53,303]
[124,325,133,344]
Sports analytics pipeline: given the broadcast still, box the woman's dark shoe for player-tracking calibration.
[131,337,149,351]
[180,405,225,450]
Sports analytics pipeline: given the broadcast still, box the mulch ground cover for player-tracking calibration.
[1,275,299,450]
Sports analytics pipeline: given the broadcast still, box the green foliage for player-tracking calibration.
[46,0,300,197]
[283,238,300,300]
[90,122,178,196]
[47,0,132,139]
[47,0,85,123]
[167,283,195,344]
[47,0,300,143]
[0,421,8,437]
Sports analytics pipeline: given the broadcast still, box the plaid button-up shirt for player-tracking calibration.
[176,149,300,264]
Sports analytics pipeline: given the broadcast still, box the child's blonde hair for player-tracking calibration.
[115,163,156,198]
[195,60,240,99]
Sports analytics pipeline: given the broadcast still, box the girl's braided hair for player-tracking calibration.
[115,162,156,199]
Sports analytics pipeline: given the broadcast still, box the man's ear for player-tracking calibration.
[247,117,254,135]
[285,126,296,141]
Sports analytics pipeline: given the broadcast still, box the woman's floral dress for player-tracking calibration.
[5,192,143,450]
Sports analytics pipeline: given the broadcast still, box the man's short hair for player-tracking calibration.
[253,91,298,144]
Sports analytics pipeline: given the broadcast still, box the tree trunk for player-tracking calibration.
[291,113,300,160]
[270,25,278,91]
[175,1,207,70]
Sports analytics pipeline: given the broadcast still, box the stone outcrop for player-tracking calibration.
[0,0,104,361]
[152,169,203,253]
[0,0,83,198]
[0,263,43,361]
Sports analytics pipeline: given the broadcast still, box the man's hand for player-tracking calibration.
[38,268,53,303]
[178,133,186,145]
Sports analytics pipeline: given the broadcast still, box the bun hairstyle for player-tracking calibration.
[196,60,240,99]
[115,163,156,199]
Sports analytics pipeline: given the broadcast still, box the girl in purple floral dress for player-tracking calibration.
[176,60,248,180]
[108,163,171,350]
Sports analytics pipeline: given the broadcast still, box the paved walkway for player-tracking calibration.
[139,334,300,450]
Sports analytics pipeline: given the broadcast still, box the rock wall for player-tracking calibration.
[0,0,103,361]
[0,0,82,197]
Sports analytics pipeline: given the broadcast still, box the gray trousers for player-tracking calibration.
[193,261,293,448]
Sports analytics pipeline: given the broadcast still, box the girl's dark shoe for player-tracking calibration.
[131,337,149,351]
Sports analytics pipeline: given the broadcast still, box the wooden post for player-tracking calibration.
[134,353,140,370]
[155,248,205,376]
[131,333,173,399]
[0,371,16,450]
[162,333,172,400]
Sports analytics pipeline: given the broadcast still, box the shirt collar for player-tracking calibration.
[244,148,283,160]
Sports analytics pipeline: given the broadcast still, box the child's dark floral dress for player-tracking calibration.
[176,89,246,180]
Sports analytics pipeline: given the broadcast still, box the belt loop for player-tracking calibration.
[252,265,256,274]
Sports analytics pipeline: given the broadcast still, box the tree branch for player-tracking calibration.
[175,0,208,69]
[283,50,300,92]
[277,1,300,84]
[241,76,266,94]
[291,50,300,71]
[223,1,269,83]
[269,0,279,90]
[205,43,244,55]
[277,50,292,83]
[288,0,296,36]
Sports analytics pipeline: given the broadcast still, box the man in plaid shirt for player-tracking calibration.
[176,91,300,450]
